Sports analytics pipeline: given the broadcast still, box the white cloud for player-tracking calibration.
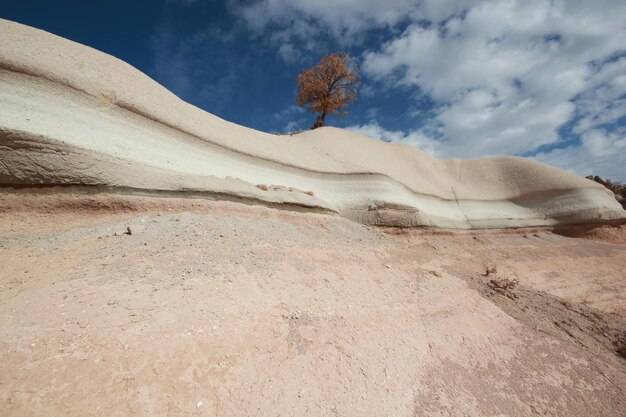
[273,104,305,121]
[272,105,308,132]
[277,43,302,63]
[365,107,380,119]
[285,120,306,133]
[359,84,375,98]
[362,0,625,158]
[235,0,422,40]
[572,57,626,135]
[534,129,626,181]
[346,121,441,156]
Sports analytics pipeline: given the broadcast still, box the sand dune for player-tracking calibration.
[0,18,624,228]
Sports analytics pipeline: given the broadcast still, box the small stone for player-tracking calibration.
[429,270,442,277]
[196,400,204,409]
[385,264,391,269]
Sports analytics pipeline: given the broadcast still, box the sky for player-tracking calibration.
[3,0,625,181]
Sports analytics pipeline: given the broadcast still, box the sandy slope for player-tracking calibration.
[1,18,624,229]
[1,193,625,416]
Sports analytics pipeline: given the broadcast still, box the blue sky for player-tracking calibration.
[3,0,625,180]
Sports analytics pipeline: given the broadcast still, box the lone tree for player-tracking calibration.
[296,52,361,129]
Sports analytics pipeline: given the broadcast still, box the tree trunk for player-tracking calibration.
[312,112,327,129]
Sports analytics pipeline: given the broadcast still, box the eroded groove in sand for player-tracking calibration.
[457,268,626,366]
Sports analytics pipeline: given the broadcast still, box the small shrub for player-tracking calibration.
[483,266,497,276]
[488,277,519,291]
[586,175,625,208]
[616,340,626,359]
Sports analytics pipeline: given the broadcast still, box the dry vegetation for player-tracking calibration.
[296,52,360,129]
[587,175,626,208]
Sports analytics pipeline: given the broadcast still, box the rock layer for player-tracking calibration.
[0,19,624,228]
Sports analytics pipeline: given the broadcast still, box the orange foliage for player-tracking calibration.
[296,52,361,129]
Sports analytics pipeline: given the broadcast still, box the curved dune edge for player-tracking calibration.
[0,19,624,229]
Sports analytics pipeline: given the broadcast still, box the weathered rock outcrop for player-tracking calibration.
[1,19,624,228]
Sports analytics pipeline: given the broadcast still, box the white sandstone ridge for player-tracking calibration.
[0,19,624,229]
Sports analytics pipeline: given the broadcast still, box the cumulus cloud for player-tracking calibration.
[365,107,380,119]
[271,105,308,132]
[234,0,422,40]
[284,119,306,133]
[273,104,305,121]
[346,121,441,156]
[572,56,626,135]
[534,129,626,180]
[362,0,625,159]
[277,43,302,63]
